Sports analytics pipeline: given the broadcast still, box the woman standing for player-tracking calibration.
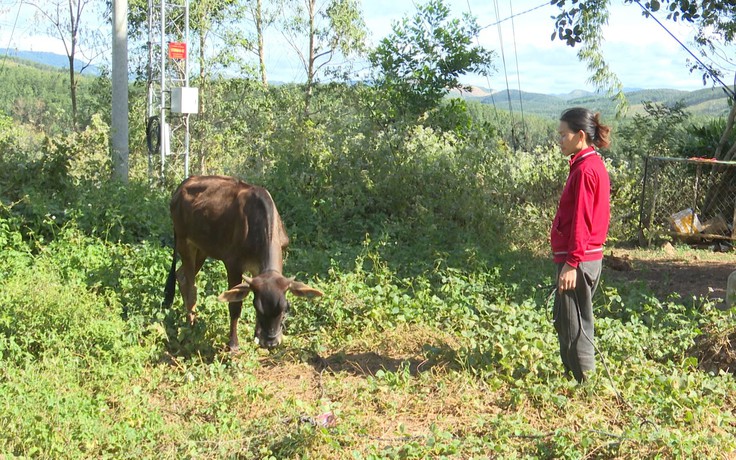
[551,107,611,383]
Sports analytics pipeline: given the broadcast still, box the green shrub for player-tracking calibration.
[0,262,123,363]
[683,116,735,158]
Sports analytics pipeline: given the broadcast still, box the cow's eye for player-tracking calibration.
[253,297,264,313]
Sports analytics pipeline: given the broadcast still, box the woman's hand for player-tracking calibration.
[558,263,577,291]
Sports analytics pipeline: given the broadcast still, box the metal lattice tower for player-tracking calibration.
[146,0,195,182]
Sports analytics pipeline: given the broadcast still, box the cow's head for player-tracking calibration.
[218,272,323,349]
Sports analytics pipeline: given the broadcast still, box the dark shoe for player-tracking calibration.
[577,370,596,386]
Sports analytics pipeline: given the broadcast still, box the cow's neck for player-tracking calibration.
[259,242,284,274]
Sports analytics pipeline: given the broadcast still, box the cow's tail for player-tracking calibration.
[162,237,178,308]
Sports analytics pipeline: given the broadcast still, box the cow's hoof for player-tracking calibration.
[228,344,240,353]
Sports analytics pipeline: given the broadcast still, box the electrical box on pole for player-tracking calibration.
[171,87,199,114]
[146,0,196,183]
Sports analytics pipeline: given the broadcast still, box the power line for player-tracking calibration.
[467,0,533,150]
[492,0,517,151]
[465,0,499,119]
[479,1,548,31]
[632,0,736,100]
[1,0,23,72]
[508,0,526,144]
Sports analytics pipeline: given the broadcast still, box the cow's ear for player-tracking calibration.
[288,280,324,298]
[218,283,252,302]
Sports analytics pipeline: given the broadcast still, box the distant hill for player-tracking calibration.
[0,54,103,133]
[450,85,493,97]
[453,85,730,119]
[3,48,730,119]
[556,89,596,100]
[1,49,99,75]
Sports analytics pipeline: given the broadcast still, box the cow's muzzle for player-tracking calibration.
[254,321,283,349]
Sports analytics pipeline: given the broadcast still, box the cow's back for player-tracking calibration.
[170,175,288,264]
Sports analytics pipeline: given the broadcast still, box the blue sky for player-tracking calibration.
[269,0,730,94]
[0,0,730,94]
[359,0,725,94]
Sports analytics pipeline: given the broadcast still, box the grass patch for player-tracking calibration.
[0,216,734,458]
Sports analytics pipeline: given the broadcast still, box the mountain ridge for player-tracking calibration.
[451,85,729,118]
[1,49,100,75]
[3,49,730,118]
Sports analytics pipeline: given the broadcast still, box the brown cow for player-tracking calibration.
[162,175,323,350]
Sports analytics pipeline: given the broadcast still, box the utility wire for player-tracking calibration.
[492,0,517,151]
[480,1,548,30]
[1,0,23,73]
[465,0,500,119]
[508,0,526,145]
[632,0,736,100]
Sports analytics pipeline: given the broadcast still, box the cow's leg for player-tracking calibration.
[176,242,205,325]
[225,265,244,351]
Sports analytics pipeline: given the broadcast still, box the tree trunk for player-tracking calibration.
[198,27,208,175]
[68,0,79,132]
[257,0,267,86]
[716,99,736,161]
[68,55,78,132]
[702,85,736,217]
[303,0,315,118]
[199,32,206,116]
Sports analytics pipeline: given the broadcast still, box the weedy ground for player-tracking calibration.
[0,223,734,459]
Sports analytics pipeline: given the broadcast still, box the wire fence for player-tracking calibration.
[638,156,736,246]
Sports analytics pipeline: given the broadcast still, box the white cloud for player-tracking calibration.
[0,2,77,55]
[0,0,729,94]
[3,34,67,54]
[362,0,415,43]
[459,0,713,93]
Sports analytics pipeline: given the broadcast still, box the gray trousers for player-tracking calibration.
[553,260,602,382]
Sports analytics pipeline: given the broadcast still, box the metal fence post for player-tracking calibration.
[638,156,651,246]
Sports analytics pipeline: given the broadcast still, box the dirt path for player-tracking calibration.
[603,243,736,306]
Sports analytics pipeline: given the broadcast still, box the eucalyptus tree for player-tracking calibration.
[245,0,278,85]
[241,0,269,85]
[367,0,495,125]
[214,0,282,86]
[280,0,367,117]
[190,0,248,110]
[19,0,106,132]
[551,0,736,161]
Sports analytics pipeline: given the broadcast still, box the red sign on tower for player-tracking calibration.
[168,42,187,60]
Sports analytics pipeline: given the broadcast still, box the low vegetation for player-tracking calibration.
[1,190,734,458]
[1,4,736,449]
[1,77,735,458]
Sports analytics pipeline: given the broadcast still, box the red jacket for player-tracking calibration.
[550,146,610,267]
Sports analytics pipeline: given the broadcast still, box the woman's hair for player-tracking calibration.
[560,107,611,149]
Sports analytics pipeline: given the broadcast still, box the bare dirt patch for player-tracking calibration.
[604,243,736,305]
[239,325,498,455]
[604,243,736,375]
